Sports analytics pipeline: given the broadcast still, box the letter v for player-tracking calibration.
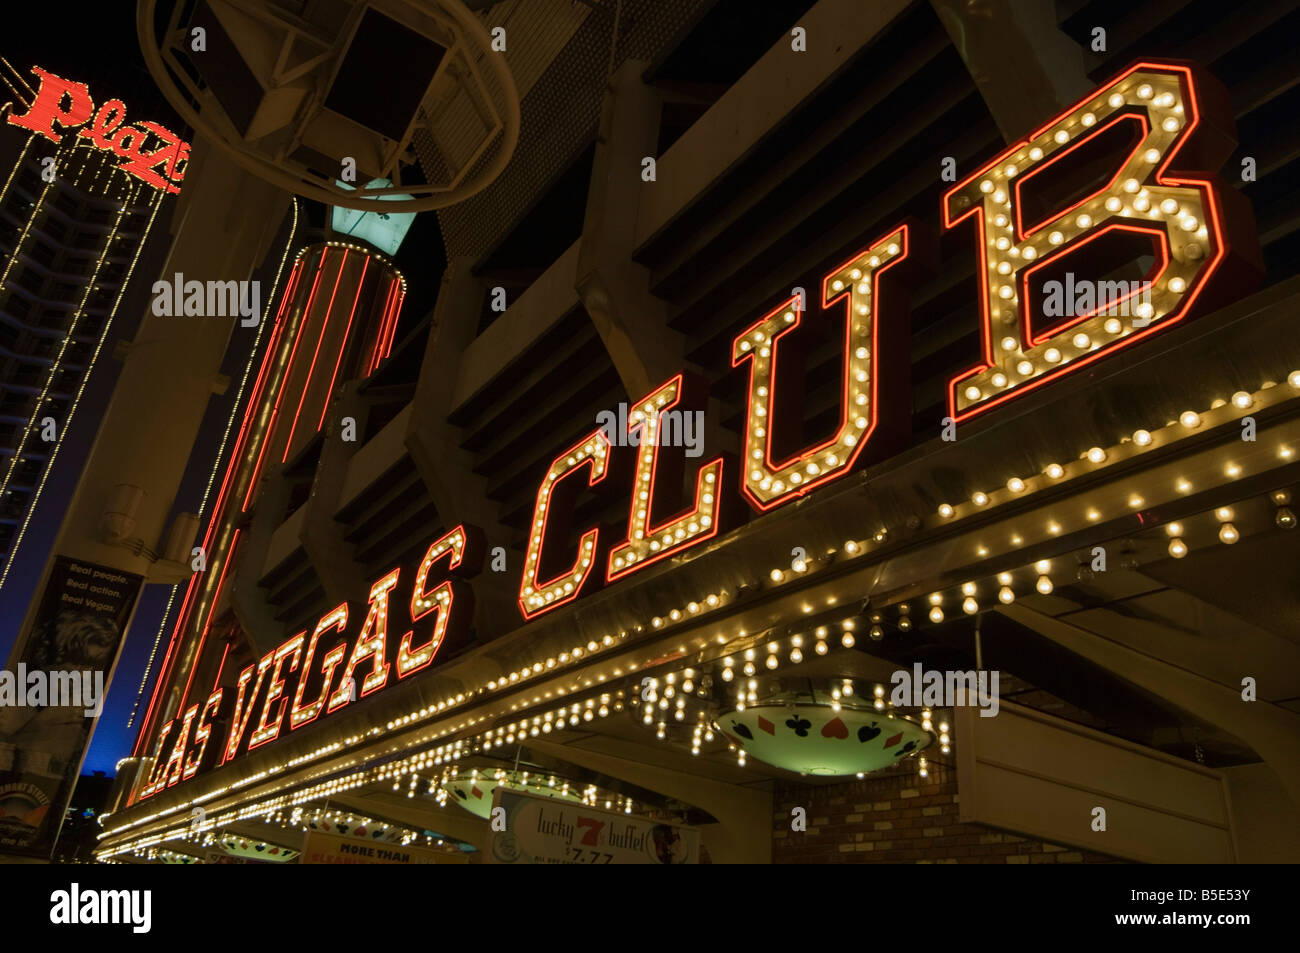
[221,651,275,763]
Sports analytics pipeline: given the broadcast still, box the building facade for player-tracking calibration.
[97,0,1300,865]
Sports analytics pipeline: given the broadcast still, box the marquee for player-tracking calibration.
[136,59,1261,799]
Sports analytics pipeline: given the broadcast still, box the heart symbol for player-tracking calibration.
[821,717,848,739]
[857,725,880,743]
[270,847,280,855]
[757,716,775,736]
[883,732,902,749]
[355,827,366,837]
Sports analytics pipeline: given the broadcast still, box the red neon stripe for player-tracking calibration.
[383,290,405,357]
[319,255,370,432]
[367,281,397,375]
[177,530,240,718]
[244,249,330,508]
[134,261,306,757]
[282,249,348,462]
[208,260,301,524]
[212,640,231,693]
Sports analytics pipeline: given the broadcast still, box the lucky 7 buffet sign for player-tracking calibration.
[137,61,1259,799]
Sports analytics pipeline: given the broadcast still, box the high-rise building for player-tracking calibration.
[0,63,176,598]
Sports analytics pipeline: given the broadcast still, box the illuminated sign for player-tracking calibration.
[943,61,1257,421]
[7,66,190,193]
[330,178,416,256]
[142,60,1260,794]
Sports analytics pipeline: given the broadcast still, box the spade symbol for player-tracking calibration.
[857,724,880,743]
[730,722,753,740]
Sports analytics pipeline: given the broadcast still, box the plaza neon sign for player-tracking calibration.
[7,66,190,193]
[138,60,1260,797]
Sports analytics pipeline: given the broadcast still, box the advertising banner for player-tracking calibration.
[0,556,142,857]
[300,829,469,864]
[487,789,700,864]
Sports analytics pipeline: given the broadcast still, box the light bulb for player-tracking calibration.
[1045,463,1065,479]
[1231,391,1253,409]
[938,503,954,518]
[1168,538,1188,558]
[1007,477,1025,493]
[998,586,1014,604]
[1215,506,1234,522]
[1276,507,1297,530]
[962,597,978,615]
[1087,447,1107,464]
[1218,523,1239,544]
[929,606,944,623]
[1180,410,1200,428]
[1036,574,1053,594]
[1132,429,1152,446]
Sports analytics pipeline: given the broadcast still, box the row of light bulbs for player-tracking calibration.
[939,374,1300,524]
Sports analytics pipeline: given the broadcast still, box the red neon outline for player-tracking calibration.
[244,249,330,507]
[248,631,306,751]
[399,526,466,678]
[605,374,723,582]
[366,282,395,375]
[942,61,1225,423]
[384,291,405,357]
[517,430,611,621]
[283,249,349,460]
[318,255,369,432]
[176,529,239,719]
[731,224,910,512]
[1013,112,1149,240]
[211,640,230,693]
[133,259,304,758]
[1020,223,1169,346]
[288,604,349,732]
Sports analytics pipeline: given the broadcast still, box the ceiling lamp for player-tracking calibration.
[438,769,584,819]
[219,835,300,862]
[715,691,932,777]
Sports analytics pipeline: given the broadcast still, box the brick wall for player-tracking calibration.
[772,762,1125,864]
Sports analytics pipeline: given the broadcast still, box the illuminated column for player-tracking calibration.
[245,241,405,483]
[135,239,406,766]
